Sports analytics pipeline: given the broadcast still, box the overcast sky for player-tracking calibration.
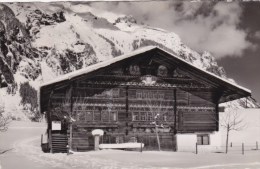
[89,1,260,103]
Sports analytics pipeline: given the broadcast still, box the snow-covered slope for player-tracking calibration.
[0,2,258,119]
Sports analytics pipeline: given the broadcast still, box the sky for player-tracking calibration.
[88,1,260,103]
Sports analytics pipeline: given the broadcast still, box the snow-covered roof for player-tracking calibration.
[40,46,156,88]
[159,48,251,94]
[39,46,251,94]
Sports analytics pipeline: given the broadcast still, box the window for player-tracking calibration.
[143,92,148,98]
[136,90,142,99]
[147,112,154,121]
[140,112,146,121]
[158,93,164,99]
[132,112,139,121]
[85,111,93,121]
[197,134,210,145]
[110,112,117,121]
[148,92,153,99]
[77,111,85,121]
[101,111,109,122]
[112,89,120,98]
[163,114,167,122]
[93,111,101,121]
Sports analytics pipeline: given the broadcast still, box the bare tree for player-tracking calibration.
[0,99,10,132]
[146,96,171,151]
[0,116,10,132]
[220,104,246,153]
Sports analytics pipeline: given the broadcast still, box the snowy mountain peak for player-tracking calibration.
[114,15,137,25]
[0,2,258,112]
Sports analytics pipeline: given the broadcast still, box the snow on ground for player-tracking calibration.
[1,121,260,169]
[220,108,260,146]
[99,143,144,149]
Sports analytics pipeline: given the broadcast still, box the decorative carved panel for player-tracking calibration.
[157,65,168,77]
[129,65,141,75]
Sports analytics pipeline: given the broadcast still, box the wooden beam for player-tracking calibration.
[215,102,219,131]
[69,82,74,152]
[173,88,177,151]
[70,83,74,114]
[174,89,177,134]
[47,91,54,130]
[126,86,129,119]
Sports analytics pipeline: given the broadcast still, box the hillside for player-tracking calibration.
[0,2,258,120]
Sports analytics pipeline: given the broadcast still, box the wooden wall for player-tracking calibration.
[47,82,217,151]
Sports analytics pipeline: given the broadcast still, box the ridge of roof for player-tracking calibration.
[39,46,251,94]
[40,46,156,88]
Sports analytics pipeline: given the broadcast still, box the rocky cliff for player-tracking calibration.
[0,2,258,119]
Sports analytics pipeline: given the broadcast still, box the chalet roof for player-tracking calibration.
[40,46,251,93]
[39,46,251,113]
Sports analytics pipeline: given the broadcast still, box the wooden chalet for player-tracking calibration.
[39,46,251,153]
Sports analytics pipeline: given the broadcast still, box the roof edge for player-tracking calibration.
[39,45,251,94]
[155,47,251,94]
[39,46,157,89]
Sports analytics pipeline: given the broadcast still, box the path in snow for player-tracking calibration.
[1,121,260,169]
[0,121,50,169]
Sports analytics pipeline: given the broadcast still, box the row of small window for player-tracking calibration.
[76,111,117,122]
[136,90,165,99]
[132,112,168,121]
[76,111,170,122]
[197,134,210,145]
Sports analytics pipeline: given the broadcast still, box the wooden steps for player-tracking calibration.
[51,134,68,153]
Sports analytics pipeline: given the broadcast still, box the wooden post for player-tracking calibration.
[69,123,72,151]
[140,141,143,153]
[67,145,69,155]
[125,86,129,119]
[256,141,258,150]
[49,129,52,153]
[230,142,232,147]
[172,134,175,151]
[70,84,73,115]
[148,136,151,148]
[196,142,198,154]
[125,86,129,136]
[41,134,43,145]
[242,143,244,155]
[246,97,248,108]
[215,103,219,131]
[69,83,74,151]
[47,91,54,134]
[173,89,177,134]
[173,89,177,151]
[155,125,161,151]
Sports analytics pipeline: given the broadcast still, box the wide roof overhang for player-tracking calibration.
[39,46,251,113]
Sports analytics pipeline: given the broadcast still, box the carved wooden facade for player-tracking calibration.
[39,47,251,152]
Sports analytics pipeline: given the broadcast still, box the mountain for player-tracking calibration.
[0,2,258,120]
